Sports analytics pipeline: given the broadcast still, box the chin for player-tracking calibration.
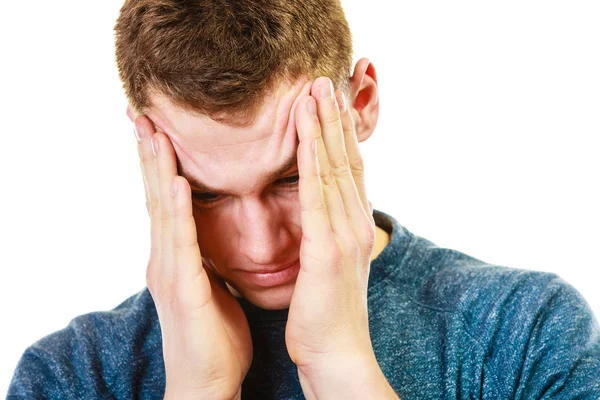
[229,280,295,310]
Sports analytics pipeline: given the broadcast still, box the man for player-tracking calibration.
[8,0,600,399]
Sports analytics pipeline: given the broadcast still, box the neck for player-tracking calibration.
[370,225,390,261]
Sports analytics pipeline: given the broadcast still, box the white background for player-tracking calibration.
[1,0,598,395]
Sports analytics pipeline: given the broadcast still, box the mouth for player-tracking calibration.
[235,260,300,288]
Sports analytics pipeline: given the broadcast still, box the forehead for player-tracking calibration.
[144,78,310,194]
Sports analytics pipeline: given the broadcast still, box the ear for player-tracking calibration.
[347,58,379,142]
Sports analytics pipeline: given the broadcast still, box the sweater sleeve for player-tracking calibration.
[6,289,165,400]
[513,277,600,399]
[7,347,74,400]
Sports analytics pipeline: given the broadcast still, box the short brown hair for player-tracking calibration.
[114,0,353,125]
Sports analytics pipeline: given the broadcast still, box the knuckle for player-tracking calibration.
[349,156,365,176]
[319,169,337,188]
[333,229,358,258]
[362,223,376,252]
[331,164,352,181]
[346,238,361,259]
[326,246,344,268]
[342,124,355,137]
[321,109,340,125]
[173,236,198,253]
[329,153,350,174]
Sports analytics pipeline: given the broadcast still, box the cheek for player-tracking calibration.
[283,191,301,221]
[271,190,302,226]
[279,189,300,202]
[192,210,229,259]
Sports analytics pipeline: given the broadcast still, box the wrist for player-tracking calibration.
[297,353,398,400]
[164,385,242,400]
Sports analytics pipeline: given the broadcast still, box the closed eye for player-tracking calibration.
[276,174,299,186]
[192,192,222,203]
[192,174,300,205]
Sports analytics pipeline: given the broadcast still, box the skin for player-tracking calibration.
[129,58,399,399]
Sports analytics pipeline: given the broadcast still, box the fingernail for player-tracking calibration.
[151,136,158,155]
[134,121,150,142]
[337,91,347,113]
[307,98,317,116]
[133,122,146,143]
[320,78,334,98]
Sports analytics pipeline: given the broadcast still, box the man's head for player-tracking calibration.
[115,0,380,310]
[115,0,354,125]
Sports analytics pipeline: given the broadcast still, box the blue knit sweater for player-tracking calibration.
[8,210,600,399]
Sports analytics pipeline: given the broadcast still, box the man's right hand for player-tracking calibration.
[130,110,253,400]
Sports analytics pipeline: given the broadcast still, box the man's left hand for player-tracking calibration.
[286,77,398,400]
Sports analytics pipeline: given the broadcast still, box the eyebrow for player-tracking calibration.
[177,153,298,194]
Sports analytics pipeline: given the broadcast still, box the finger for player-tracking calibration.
[310,78,358,250]
[152,132,179,279]
[336,91,374,224]
[134,116,161,270]
[126,105,135,122]
[296,94,353,260]
[134,115,158,199]
[336,90,374,226]
[333,93,376,262]
[295,96,331,248]
[319,86,372,230]
[171,176,212,309]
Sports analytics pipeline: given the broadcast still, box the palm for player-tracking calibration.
[208,272,254,382]
[159,267,253,399]
[285,242,345,368]
[181,213,253,391]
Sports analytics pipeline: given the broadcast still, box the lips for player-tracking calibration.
[241,260,298,274]
[235,260,300,288]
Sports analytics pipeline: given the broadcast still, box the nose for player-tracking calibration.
[237,197,292,266]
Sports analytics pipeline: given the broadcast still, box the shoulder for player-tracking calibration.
[403,233,600,396]
[7,288,163,399]
[390,226,579,317]
[373,211,597,331]
[373,212,600,396]
[36,287,160,359]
